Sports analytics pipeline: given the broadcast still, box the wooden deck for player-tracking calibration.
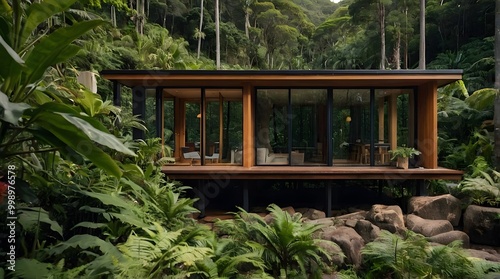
[162,165,464,181]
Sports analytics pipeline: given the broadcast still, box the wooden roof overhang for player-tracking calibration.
[161,166,464,181]
[100,69,463,88]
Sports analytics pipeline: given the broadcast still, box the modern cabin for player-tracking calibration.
[101,70,464,215]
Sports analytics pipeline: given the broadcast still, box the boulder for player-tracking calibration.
[427,231,470,248]
[305,217,335,227]
[407,194,462,226]
[299,208,326,220]
[367,204,406,234]
[317,239,345,268]
[321,226,365,267]
[463,205,500,246]
[405,214,453,237]
[354,219,381,243]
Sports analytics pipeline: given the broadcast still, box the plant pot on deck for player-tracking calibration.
[396,156,409,169]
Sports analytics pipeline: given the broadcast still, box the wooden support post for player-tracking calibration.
[417,82,438,168]
[388,94,398,150]
[378,98,385,142]
[219,93,224,161]
[175,98,185,158]
[242,83,254,167]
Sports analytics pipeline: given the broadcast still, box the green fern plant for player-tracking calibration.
[361,230,494,279]
[457,170,500,207]
[427,241,482,278]
[216,204,342,278]
[361,230,430,278]
[118,222,213,278]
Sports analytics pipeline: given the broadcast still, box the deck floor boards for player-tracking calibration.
[162,165,463,180]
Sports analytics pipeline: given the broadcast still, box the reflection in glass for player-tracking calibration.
[256,89,289,165]
[291,89,327,165]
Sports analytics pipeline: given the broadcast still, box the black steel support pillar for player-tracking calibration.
[243,182,249,212]
[155,87,163,138]
[196,180,206,218]
[416,179,427,196]
[132,86,146,139]
[112,81,121,106]
[325,181,332,217]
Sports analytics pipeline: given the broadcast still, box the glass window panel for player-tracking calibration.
[332,89,370,165]
[256,89,289,165]
[163,98,175,157]
[185,101,201,164]
[291,89,328,165]
[374,90,390,165]
[223,100,243,165]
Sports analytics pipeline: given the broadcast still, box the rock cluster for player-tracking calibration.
[201,194,500,267]
[294,194,500,267]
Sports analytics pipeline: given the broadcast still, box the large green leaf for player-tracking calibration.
[57,112,135,156]
[48,234,124,260]
[0,35,24,80]
[12,259,51,279]
[21,0,77,45]
[33,111,123,177]
[76,90,103,117]
[18,207,63,237]
[465,88,497,111]
[23,19,107,85]
[0,91,30,125]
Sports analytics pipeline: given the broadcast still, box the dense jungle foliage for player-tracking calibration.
[0,0,499,278]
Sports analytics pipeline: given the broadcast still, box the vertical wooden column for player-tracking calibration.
[132,86,146,139]
[378,98,385,142]
[219,93,224,160]
[417,82,438,169]
[242,83,254,167]
[174,98,185,158]
[408,90,415,147]
[388,94,398,150]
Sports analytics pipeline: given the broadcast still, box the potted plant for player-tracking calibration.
[389,146,421,169]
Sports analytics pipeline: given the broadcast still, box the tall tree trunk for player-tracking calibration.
[495,0,500,170]
[245,9,250,38]
[379,1,386,70]
[215,0,221,69]
[394,28,401,69]
[404,6,408,69]
[111,5,116,27]
[419,0,426,69]
[197,0,204,59]
[136,0,145,35]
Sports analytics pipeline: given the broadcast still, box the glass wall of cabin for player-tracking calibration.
[164,88,243,165]
[255,87,415,166]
